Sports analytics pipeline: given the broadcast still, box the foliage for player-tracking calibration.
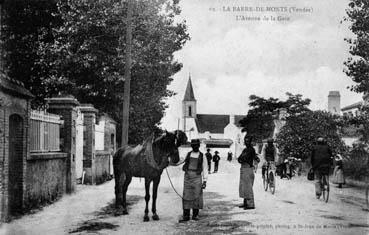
[2,0,189,144]
[344,0,369,93]
[338,106,369,143]
[275,111,347,161]
[2,0,61,107]
[239,92,311,142]
[344,143,369,180]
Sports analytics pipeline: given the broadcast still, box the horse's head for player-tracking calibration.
[156,130,187,166]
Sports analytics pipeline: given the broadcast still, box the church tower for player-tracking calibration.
[182,75,197,131]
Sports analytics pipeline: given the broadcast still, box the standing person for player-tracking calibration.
[311,137,333,199]
[238,136,260,209]
[179,139,208,222]
[205,148,212,174]
[213,151,220,173]
[333,154,345,188]
[227,151,233,161]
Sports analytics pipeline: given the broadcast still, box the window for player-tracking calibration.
[188,106,192,117]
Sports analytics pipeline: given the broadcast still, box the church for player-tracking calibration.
[180,76,246,157]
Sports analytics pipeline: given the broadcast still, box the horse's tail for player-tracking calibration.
[113,146,129,178]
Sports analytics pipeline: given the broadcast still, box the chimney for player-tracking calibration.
[328,91,341,115]
[229,115,235,125]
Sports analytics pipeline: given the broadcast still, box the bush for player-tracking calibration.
[344,143,369,181]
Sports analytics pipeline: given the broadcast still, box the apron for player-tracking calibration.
[183,157,203,209]
[239,164,255,203]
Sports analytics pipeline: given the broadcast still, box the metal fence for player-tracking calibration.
[30,110,64,152]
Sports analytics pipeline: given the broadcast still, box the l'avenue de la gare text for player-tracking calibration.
[235,15,290,21]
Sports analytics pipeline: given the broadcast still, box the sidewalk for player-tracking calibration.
[0,180,118,235]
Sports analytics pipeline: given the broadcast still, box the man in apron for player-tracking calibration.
[179,139,208,222]
[238,136,260,209]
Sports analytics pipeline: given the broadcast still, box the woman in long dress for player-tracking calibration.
[333,154,345,188]
[238,136,260,210]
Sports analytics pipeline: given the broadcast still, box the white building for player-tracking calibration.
[180,76,246,157]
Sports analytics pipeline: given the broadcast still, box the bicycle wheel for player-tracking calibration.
[269,172,275,194]
[322,175,329,203]
[263,173,268,191]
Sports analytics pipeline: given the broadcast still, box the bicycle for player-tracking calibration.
[321,174,330,203]
[262,161,276,194]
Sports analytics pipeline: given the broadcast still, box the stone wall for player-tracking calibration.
[24,153,67,210]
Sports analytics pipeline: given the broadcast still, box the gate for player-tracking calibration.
[8,114,24,215]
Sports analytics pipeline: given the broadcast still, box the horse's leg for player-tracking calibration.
[122,175,132,215]
[152,175,161,221]
[143,178,151,222]
[114,172,126,215]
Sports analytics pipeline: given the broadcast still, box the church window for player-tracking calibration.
[188,106,192,117]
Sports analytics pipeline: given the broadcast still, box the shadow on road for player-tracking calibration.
[176,192,256,235]
[69,194,142,234]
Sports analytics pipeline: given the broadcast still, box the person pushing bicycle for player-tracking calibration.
[261,138,278,180]
[310,137,333,199]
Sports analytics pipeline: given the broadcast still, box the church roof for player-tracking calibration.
[183,77,196,101]
[195,114,246,133]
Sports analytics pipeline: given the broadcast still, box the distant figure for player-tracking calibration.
[205,149,213,174]
[227,151,233,161]
[311,137,333,199]
[179,139,208,222]
[333,154,345,188]
[238,136,260,209]
[213,151,220,173]
[261,138,278,178]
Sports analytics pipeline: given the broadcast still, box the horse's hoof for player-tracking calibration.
[143,215,150,222]
[152,214,160,221]
[123,210,129,215]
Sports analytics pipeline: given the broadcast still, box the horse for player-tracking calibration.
[113,130,187,221]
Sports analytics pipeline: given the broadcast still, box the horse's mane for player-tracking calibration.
[152,133,173,152]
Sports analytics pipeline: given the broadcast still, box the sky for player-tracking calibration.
[160,0,363,130]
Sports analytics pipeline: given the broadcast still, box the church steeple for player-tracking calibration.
[182,74,197,118]
[183,74,196,101]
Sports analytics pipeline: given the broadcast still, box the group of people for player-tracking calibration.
[178,136,346,222]
[205,148,221,173]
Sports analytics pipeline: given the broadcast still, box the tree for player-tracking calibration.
[239,92,311,142]
[344,0,369,93]
[3,0,190,144]
[275,111,347,162]
[2,0,61,107]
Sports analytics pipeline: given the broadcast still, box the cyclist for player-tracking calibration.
[261,138,278,181]
[311,137,333,199]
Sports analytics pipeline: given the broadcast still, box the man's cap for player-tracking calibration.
[267,138,274,143]
[215,151,219,154]
[207,148,210,152]
[191,139,200,146]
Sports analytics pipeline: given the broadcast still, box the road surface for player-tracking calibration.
[1,161,368,235]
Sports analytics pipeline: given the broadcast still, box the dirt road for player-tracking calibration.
[1,161,368,235]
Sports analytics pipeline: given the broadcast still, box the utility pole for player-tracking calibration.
[121,0,133,147]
